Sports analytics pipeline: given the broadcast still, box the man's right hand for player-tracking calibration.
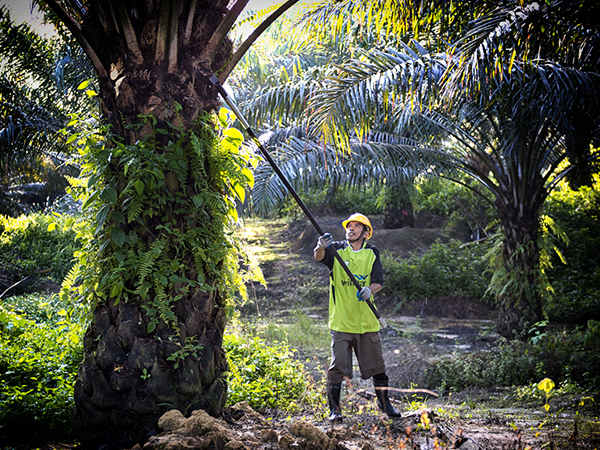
[317,233,333,249]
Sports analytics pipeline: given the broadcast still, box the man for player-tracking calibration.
[314,213,401,422]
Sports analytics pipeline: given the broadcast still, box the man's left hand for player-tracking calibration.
[357,287,371,301]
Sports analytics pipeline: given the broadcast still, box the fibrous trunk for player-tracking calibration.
[495,194,545,338]
[74,293,228,447]
[72,120,235,449]
[66,2,236,448]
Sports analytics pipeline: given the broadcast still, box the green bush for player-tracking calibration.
[0,213,79,296]
[424,338,538,392]
[425,322,600,392]
[224,332,312,411]
[542,178,600,323]
[327,186,382,215]
[528,321,600,390]
[415,177,496,233]
[279,185,382,218]
[0,295,316,447]
[382,238,492,305]
[0,294,85,448]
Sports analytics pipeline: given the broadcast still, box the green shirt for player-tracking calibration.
[320,240,384,334]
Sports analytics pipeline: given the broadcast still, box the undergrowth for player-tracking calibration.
[0,294,320,448]
[425,321,600,393]
[239,309,330,351]
[543,177,600,324]
[0,294,85,448]
[224,312,329,412]
[224,326,320,412]
[382,238,492,307]
[0,213,79,296]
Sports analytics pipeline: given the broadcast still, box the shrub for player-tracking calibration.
[224,332,313,411]
[424,338,538,392]
[382,238,492,305]
[0,294,85,448]
[279,185,382,218]
[542,177,600,323]
[0,213,79,296]
[327,186,381,215]
[425,322,600,393]
[0,295,316,447]
[415,177,497,235]
[528,321,600,390]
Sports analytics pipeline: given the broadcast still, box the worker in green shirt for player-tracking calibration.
[314,213,401,423]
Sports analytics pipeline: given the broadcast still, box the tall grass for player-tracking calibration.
[237,309,330,351]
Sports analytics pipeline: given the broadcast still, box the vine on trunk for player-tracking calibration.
[60,107,260,336]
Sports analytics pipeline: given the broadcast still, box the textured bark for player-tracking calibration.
[494,178,546,338]
[73,296,228,448]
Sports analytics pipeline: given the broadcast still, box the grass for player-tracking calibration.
[234,217,331,351]
[235,308,330,352]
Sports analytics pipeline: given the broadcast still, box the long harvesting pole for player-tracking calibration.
[209,75,386,329]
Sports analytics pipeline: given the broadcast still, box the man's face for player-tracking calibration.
[345,221,365,241]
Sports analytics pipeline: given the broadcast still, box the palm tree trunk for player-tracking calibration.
[72,118,233,448]
[54,2,238,447]
[74,293,228,447]
[494,194,545,338]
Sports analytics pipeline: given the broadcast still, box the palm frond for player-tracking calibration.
[299,0,483,50]
[241,74,321,128]
[248,124,460,216]
[0,6,98,177]
[444,0,600,110]
[309,44,446,148]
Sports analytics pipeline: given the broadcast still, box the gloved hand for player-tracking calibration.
[357,286,372,301]
[317,233,333,249]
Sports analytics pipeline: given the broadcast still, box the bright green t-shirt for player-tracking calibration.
[320,240,384,334]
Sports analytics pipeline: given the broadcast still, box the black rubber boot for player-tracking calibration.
[327,382,343,423]
[373,375,401,418]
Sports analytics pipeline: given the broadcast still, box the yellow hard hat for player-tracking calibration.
[342,213,373,239]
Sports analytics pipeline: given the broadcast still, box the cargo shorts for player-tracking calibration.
[327,330,386,384]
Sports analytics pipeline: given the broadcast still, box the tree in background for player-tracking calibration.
[29,0,300,448]
[0,6,94,215]
[231,2,454,221]
[304,0,600,337]
[542,171,600,324]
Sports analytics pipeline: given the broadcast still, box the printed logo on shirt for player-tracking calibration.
[341,275,368,287]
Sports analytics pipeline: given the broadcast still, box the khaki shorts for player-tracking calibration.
[328,330,386,384]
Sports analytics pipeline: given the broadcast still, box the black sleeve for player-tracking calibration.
[320,241,343,271]
[370,246,384,287]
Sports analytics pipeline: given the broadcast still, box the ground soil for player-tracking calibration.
[227,215,600,450]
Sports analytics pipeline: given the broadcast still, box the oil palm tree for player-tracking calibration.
[441,0,600,335]
[305,0,600,336]
[24,0,302,448]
